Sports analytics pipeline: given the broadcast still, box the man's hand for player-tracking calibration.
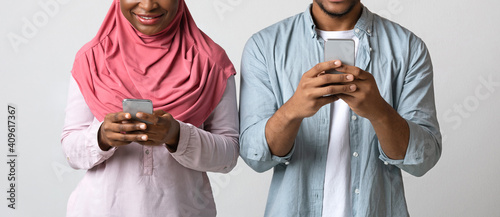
[334,64,389,122]
[284,60,357,120]
[335,63,410,160]
[265,60,357,157]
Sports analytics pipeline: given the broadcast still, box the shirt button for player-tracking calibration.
[285,161,290,165]
[384,161,389,165]
[367,29,371,34]
[351,115,357,121]
[145,150,150,155]
[353,152,359,157]
[369,47,373,52]
[355,28,360,33]
[355,189,360,194]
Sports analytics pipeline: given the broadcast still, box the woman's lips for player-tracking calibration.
[134,13,163,25]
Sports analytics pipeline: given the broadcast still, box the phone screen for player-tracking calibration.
[122,99,153,123]
[324,39,355,74]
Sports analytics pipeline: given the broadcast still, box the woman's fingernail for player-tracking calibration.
[350,85,357,91]
[335,61,340,66]
[346,75,353,80]
[140,124,146,130]
[142,135,147,141]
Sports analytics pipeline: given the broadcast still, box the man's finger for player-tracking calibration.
[317,95,339,106]
[305,60,342,77]
[312,73,354,87]
[335,65,370,79]
[316,84,357,96]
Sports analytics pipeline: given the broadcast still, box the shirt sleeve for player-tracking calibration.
[378,37,442,177]
[239,36,294,173]
[169,75,239,174]
[61,77,117,170]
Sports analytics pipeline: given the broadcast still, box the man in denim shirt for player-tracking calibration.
[239,0,442,216]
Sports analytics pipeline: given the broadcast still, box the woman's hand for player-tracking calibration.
[136,110,180,151]
[98,112,148,151]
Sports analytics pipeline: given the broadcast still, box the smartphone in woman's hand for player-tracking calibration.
[122,99,153,124]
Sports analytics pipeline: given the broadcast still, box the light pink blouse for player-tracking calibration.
[61,76,239,217]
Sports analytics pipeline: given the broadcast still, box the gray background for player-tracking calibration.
[1,0,499,216]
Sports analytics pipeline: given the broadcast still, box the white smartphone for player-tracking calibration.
[324,39,355,74]
[122,99,153,123]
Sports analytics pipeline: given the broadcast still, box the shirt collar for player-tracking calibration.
[304,4,374,38]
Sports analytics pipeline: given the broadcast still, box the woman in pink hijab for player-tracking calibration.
[61,0,238,216]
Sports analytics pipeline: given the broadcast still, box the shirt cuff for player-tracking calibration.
[169,121,191,156]
[245,118,295,165]
[378,147,404,165]
[378,119,424,166]
[271,146,294,165]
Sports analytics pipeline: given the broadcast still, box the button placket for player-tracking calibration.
[143,146,153,175]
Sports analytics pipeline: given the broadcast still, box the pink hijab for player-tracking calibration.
[71,0,235,127]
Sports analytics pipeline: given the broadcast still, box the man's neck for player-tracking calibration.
[311,2,363,31]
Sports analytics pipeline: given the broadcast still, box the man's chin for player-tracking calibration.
[316,0,358,18]
[324,6,354,17]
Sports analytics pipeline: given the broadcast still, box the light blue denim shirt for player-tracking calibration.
[239,5,442,217]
